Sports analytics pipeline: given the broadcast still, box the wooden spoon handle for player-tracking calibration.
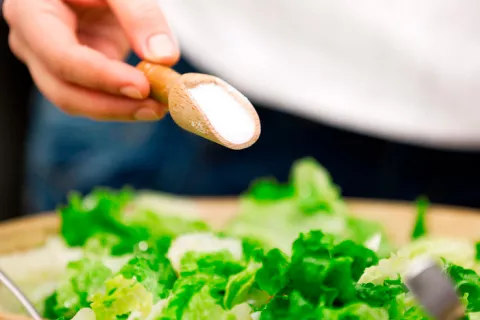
[136,61,181,105]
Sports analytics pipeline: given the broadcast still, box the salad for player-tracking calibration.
[0,158,479,320]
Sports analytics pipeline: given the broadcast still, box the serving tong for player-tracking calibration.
[0,269,41,320]
[405,256,465,320]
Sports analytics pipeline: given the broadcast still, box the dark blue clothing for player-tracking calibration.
[25,54,480,212]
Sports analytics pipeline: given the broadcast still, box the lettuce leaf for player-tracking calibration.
[322,303,389,320]
[255,249,289,296]
[48,158,480,320]
[360,237,478,285]
[227,158,393,256]
[59,188,136,249]
[44,258,113,319]
[119,248,176,301]
[476,242,480,262]
[90,275,153,320]
[445,263,480,312]
[60,188,210,256]
[411,196,429,240]
[224,262,261,310]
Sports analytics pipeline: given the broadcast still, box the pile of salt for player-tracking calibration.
[187,83,255,145]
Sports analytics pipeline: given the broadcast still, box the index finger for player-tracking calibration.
[106,0,180,65]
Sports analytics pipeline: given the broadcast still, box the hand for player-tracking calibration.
[3,0,180,121]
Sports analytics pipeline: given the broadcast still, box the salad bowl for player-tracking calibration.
[0,158,478,320]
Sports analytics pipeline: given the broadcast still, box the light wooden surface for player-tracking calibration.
[0,197,479,255]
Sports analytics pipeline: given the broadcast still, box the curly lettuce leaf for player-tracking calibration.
[90,275,153,320]
[59,188,135,249]
[255,249,289,296]
[259,292,390,320]
[159,274,227,319]
[179,251,244,278]
[119,248,176,301]
[331,240,379,282]
[224,262,262,310]
[227,158,392,256]
[355,279,427,319]
[167,233,243,273]
[290,158,347,215]
[255,230,381,317]
[445,263,480,312]
[123,210,210,241]
[322,303,389,320]
[259,291,320,320]
[360,237,478,284]
[44,258,113,319]
[59,188,215,257]
[356,278,406,308]
[287,231,362,306]
[246,179,294,202]
[164,280,251,319]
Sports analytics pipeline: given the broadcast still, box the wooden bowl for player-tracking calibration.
[0,197,478,255]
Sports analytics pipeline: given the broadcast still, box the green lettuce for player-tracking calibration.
[45,157,480,320]
[227,158,392,256]
[119,248,177,301]
[411,196,429,240]
[59,188,210,255]
[44,258,113,319]
[90,275,153,320]
[476,242,480,262]
[445,262,480,313]
[159,251,253,319]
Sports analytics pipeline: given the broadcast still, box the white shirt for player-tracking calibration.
[161,0,480,150]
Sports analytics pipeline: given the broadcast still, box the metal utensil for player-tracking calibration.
[0,269,42,320]
[404,256,465,320]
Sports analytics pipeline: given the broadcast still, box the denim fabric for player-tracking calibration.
[25,55,205,212]
[24,55,480,212]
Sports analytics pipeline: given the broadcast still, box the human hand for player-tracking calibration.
[3,0,180,121]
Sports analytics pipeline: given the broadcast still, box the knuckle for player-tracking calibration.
[8,33,27,63]
[8,33,20,55]
[52,59,71,81]
[48,48,77,81]
[49,50,111,92]
[2,0,15,25]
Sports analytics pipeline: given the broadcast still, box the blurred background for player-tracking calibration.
[0,17,32,220]
[3,1,480,221]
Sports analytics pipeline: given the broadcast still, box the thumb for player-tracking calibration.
[107,0,180,65]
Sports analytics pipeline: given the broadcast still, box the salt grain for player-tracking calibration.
[188,83,255,145]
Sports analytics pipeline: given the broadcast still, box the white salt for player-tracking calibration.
[188,83,255,144]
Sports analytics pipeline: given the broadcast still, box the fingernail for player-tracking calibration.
[134,108,160,121]
[146,34,175,61]
[120,86,143,99]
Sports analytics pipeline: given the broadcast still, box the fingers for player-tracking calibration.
[4,0,177,121]
[9,25,167,122]
[14,0,151,100]
[26,49,167,121]
[106,0,180,65]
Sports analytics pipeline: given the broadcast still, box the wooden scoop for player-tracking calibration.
[137,61,261,150]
